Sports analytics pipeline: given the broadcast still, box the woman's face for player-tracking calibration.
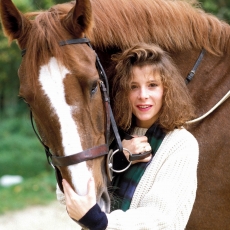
[128,65,164,128]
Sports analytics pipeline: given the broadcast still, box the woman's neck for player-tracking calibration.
[131,127,148,136]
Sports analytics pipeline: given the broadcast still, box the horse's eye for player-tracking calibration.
[91,82,98,95]
[19,96,27,103]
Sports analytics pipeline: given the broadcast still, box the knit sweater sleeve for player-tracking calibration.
[106,129,199,230]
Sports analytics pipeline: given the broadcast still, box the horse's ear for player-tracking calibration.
[0,0,31,42]
[62,0,93,36]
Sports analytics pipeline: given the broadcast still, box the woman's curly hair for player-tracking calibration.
[111,43,195,133]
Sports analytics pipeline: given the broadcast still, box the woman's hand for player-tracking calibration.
[122,136,152,164]
[63,177,96,221]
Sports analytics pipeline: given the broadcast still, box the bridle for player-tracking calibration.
[22,37,125,192]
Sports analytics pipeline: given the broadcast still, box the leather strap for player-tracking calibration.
[59,38,90,46]
[51,144,108,166]
[185,49,205,84]
[129,150,151,161]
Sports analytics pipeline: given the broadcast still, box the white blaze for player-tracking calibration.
[39,57,91,195]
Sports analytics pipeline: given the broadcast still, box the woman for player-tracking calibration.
[58,43,199,229]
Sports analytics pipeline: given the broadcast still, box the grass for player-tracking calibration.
[0,172,57,214]
[0,116,57,215]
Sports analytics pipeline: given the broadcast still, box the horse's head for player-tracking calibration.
[0,0,110,212]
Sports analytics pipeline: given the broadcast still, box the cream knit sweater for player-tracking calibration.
[57,128,199,230]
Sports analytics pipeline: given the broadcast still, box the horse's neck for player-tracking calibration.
[169,49,201,80]
[172,49,230,115]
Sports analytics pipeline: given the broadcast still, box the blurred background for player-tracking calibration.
[0,0,229,215]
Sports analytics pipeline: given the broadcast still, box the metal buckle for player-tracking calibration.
[108,148,132,173]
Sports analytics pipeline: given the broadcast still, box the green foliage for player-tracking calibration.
[199,0,230,23]
[0,116,50,177]
[0,117,57,214]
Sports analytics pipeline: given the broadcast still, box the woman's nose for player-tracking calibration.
[138,87,149,99]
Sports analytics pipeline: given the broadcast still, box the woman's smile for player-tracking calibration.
[136,104,153,111]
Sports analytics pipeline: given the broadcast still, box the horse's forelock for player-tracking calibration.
[22,4,76,93]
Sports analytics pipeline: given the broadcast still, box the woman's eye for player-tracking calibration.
[130,85,138,90]
[149,83,157,88]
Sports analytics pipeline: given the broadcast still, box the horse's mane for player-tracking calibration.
[21,0,230,83]
[89,0,230,55]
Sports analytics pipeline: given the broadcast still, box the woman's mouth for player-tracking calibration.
[137,105,152,111]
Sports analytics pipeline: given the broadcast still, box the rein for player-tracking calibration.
[185,48,230,123]
[186,90,230,124]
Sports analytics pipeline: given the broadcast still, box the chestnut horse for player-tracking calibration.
[1,0,230,229]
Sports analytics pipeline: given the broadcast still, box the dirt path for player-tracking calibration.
[0,201,81,230]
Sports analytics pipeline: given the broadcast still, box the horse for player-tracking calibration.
[0,0,230,229]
